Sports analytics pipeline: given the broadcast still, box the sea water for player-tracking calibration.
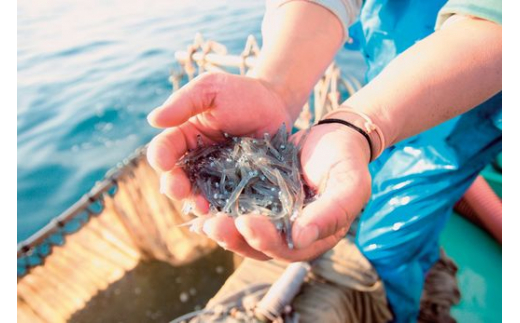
[17,0,366,242]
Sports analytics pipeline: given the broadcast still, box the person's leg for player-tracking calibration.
[357,93,502,323]
[206,239,392,323]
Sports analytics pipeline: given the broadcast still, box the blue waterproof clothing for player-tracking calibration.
[346,1,502,321]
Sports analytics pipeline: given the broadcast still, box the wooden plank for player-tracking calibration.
[17,297,46,323]
[88,216,141,263]
[18,280,64,323]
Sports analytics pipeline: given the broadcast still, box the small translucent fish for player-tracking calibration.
[177,124,316,248]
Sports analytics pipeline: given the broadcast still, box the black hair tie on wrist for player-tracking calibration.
[316,118,373,161]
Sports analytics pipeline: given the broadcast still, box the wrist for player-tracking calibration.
[248,0,344,124]
[320,106,386,162]
[249,71,309,123]
[343,93,399,148]
[314,122,372,165]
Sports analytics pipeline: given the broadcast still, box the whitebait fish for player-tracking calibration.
[177,124,315,248]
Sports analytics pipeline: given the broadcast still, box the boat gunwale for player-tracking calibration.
[17,146,147,262]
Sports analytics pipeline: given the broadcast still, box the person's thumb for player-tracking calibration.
[292,161,370,249]
[147,72,222,128]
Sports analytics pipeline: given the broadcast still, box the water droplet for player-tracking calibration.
[392,222,405,231]
[365,243,378,251]
[180,292,189,303]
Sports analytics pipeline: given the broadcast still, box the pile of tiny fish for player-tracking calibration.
[177,125,315,248]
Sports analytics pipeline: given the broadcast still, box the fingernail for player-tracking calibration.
[147,108,161,127]
[235,216,253,237]
[293,224,319,249]
[159,175,167,195]
[216,241,229,250]
[191,217,207,235]
[202,219,216,237]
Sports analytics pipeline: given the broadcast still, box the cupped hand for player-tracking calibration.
[147,72,293,213]
[200,123,373,262]
[148,71,372,262]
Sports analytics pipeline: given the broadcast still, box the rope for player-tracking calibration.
[169,309,216,323]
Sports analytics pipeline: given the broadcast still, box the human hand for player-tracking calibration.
[200,123,372,261]
[147,72,294,214]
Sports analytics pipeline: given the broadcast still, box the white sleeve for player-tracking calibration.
[263,0,362,42]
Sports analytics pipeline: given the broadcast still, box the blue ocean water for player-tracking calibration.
[17,0,365,242]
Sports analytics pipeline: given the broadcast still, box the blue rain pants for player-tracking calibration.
[346,1,502,322]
